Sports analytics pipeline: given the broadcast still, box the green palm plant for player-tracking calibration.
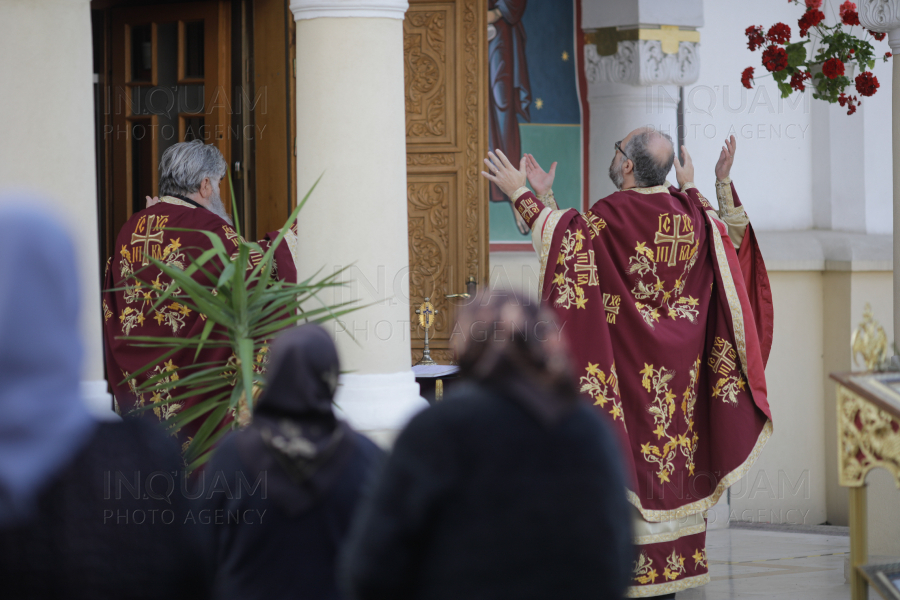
[119,175,358,471]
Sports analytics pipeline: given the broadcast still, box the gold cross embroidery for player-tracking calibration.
[131,215,165,266]
[708,337,737,375]
[520,197,539,220]
[223,226,240,248]
[574,250,599,286]
[654,214,695,267]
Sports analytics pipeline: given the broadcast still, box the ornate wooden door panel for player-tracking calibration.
[405,0,488,365]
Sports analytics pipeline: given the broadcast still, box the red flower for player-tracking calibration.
[870,30,887,41]
[767,22,792,44]
[855,71,880,96]
[799,10,825,36]
[762,45,789,71]
[741,66,756,89]
[822,57,846,79]
[805,0,823,9]
[838,92,860,115]
[886,52,893,59]
[745,25,766,51]
[790,69,812,91]
[840,1,860,26]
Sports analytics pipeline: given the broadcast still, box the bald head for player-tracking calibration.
[611,127,675,189]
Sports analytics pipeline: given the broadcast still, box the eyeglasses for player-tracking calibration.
[615,140,630,161]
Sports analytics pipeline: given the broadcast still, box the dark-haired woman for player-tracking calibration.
[203,325,384,600]
[342,291,633,600]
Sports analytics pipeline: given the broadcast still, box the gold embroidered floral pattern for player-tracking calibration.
[118,234,189,335]
[580,362,625,425]
[149,359,182,423]
[552,229,595,310]
[628,237,700,329]
[103,300,113,323]
[639,360,700,483]
[709,336,745,405]
[663,550,687,581]
[633,552,658,585]
[692,548,708,569]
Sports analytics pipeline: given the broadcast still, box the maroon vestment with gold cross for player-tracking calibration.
[101,197,299,451]
[513,180,773,597]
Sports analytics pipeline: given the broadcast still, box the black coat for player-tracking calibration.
[342,382,634,600]
[203,429,384,600]
[0,419,211,600]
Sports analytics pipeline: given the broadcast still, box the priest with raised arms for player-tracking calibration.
[482,130,774,598]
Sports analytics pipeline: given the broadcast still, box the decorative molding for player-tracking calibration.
[584,39,700,87]
[407,153,455,166]
[404,10,449,140]
[859,0,900,51]
[462,0,481,281]
[836,384,900,488]
[407,181,450,335]
[290,0,408,21]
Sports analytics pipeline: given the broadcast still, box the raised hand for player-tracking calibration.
[673,145,694,189]
[481,149,527,198]
[524,154,557,196]
[715,135,737,181]
[146,195,160,208]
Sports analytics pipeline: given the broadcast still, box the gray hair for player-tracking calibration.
[624,130,674,187]
[158,140,227,197]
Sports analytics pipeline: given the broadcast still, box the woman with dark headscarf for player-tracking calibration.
[342,291,634,600]
[203,324,384,600]
[0,202,209,599]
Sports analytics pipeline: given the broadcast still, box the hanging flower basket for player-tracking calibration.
[741,1,891,115]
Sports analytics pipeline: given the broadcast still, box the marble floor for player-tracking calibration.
[676,526,888,599]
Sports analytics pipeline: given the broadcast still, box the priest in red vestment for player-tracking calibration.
[482,130,773,598]
[102,140,299,450]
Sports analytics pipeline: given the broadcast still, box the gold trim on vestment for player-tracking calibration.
[633,522,707,546]
[629,184,670,195]
[715,177,737,212]
[680,182,696,192]
[626,573,710,598]
[538,210,567,292]
[283,227,300,274]
[537,190,559,211]
[160,196,198,209]
[510,186,531,203]
[708,211,749,374]
[626,419,772,522]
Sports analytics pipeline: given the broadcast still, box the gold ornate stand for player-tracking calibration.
[832,373,900,600]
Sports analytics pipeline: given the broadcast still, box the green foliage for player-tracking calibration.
[119,174,358,471]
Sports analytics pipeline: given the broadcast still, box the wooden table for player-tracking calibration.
[831,372,900,600]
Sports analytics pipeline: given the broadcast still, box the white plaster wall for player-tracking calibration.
[684,0,814,230]
[0,0,104,382]
[730,271,828,526]
[583,0,703,29]
[489,252,541,301]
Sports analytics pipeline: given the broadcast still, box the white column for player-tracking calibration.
[860,3,900,350]
[581,0,702,202]
[291,0,427,445]
[583,46,688,200]
[0,0,114,419]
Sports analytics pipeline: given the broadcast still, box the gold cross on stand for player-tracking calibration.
[131,215,165,266]
[415,297,438,366]
[654,215,694,267]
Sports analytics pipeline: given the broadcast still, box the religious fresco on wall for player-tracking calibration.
[488,0,582,242]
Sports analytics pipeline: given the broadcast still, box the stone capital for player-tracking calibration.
[859,0,900,51]
[584,39,700,87]
[289,0,408,21]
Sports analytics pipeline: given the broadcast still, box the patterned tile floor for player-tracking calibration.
[675,527,886,599]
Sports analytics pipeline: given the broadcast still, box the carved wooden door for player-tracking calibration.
[405,0,489,365]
